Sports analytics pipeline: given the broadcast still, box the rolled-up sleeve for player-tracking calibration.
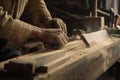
[0,11,33,48]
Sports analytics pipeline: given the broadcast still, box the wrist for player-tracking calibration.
[42,17,52,23]
[42,17,52,27]
[30,29,43,40]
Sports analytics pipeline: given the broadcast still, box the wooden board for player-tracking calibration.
[36,33,120,80]
[0,40,85,75]
[82,30,113,46]
[1,30,120,80]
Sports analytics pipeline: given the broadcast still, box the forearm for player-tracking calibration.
[0,6,68,49]
[0,9,35,49]
[27,0,52,26]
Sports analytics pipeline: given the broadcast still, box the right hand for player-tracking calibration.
[31,28,68,49]
[43,18,67,34]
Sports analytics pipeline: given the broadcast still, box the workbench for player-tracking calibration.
[0,30,120,80]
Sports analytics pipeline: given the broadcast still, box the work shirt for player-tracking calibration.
[0,0,51,48]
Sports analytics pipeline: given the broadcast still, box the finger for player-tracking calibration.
[44,32,67,49]
[47,32,65,48]
[43,28,61,32]
[57,19,67,34]
[56,36,65,49]
[58,32,68,45]
[46,34,65,49]
[46,29,68,42]
[54,31,68,43]
[57,32,68,46]
[62,21,67,34]
[60,31,68,41]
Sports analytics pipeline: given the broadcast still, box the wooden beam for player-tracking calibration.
[1,30,120,80]
[0,40,85,75]
[36,30,120,80]
[91,0,98,17]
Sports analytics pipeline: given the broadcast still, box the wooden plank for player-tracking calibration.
[1,30,120,80]
[36,36,120,80]
[36,42,87,73]
[91,0,98,17]
[82,30,112,46]
[1,40,85,75]
[0,40,83,69]
[36,55,71,73]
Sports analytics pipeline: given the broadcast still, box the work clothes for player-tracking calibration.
[0,0,67,49]
[0,0,68,61]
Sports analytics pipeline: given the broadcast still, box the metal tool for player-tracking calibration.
[73,29,90,47]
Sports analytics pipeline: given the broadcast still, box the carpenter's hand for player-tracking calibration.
[31,28,68,49]
[44,18,67,34]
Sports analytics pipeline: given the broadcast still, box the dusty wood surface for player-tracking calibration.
[34,30,120,80]
[0,30,120,80]
[36,36,120,80]
[83,30,112,46]
[0,40,85,80]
